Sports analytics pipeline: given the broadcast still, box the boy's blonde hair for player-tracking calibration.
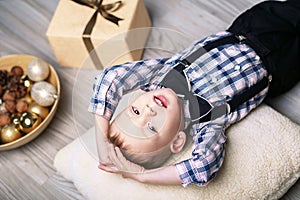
[107,123,173,169]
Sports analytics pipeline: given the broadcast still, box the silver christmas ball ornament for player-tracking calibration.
[30,81,58,107]
[27,59,50,81]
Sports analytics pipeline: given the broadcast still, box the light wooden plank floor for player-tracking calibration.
[0,0,299,199]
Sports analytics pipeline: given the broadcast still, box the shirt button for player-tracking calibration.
[255,55,260,61]
[210,76,218,83]
[234,65,241,71]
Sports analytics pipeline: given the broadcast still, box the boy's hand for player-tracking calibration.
[108,144,145,174]
[99,144,182,185]
[98,144,145,182]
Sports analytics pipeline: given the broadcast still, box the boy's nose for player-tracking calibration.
[135,105,156,127]
[145,105,157,116]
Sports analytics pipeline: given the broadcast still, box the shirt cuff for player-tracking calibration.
[175,161,194,188]
[88,103,112,120]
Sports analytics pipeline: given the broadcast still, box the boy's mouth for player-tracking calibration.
[154,95,168,108]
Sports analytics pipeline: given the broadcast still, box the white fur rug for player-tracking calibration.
[54,104,300,200]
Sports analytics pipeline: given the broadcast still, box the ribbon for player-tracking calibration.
[71,0,123,69]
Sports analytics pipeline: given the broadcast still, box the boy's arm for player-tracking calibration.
[132,166,182,185]
[100,164,182,185]
[99,145,182,185]
[175,124,227,187]
[88,57,171,120]
[94,114,112,165]
[100,123,227,187]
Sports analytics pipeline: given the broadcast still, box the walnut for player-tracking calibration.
[16,100,28,113]
[3,92,15,101]
[10,66,24,77]
[0,112,11,127]
[5,100,16,113]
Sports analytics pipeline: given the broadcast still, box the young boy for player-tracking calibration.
[89,0,300,187]
[107,88,188,169]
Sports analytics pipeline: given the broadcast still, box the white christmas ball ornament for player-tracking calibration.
[27,59,50,81]
[31,81,58,107]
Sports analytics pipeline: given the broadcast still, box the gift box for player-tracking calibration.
[46,0,151,69]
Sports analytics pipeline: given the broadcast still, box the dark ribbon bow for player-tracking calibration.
[71,0,123,69]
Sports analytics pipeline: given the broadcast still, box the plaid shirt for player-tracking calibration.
[89,31,269,187]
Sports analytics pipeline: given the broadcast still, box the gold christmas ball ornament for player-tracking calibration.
[30,81,58,107]
[21,94,33,104]
[17,112,42,134]
[27,59,50,81]
[1,124,22,144]
[28,102,49,120]
[11,114,20,125]
[20,75,33,92]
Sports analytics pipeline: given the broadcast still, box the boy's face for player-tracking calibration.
[112,88,184,153]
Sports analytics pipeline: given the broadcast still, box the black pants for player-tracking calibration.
[227,0,300,97]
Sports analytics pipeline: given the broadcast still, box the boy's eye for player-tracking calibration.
[148,122,157,133]
[131,106,140,115]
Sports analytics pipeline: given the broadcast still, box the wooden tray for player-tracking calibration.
[0,54,60,150]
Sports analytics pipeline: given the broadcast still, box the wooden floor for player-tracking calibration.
[0,0,299,199]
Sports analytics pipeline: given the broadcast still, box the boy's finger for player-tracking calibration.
[114,146,128,163]
[98,163,119,173]
[108,144,124,169]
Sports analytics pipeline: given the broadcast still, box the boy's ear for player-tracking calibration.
[170,131,186,153]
